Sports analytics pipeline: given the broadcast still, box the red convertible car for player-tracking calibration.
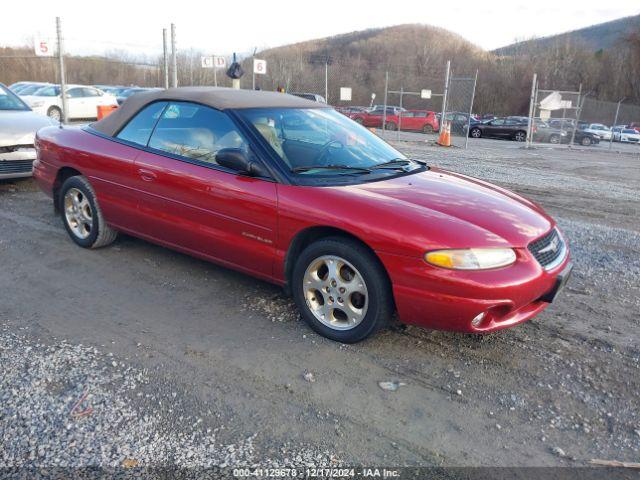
[33,88,572,343]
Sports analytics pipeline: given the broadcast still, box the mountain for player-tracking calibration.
[493,14,640,55]
[253,24,488,106]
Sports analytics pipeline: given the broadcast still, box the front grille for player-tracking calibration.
[528,228,565,269]
[0,159,34,175]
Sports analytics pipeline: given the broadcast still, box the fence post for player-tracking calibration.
[56,17,68,125]
[569,84,583,147]
[465,69,479,150]
[382,71,389,137]
[609,97,625,150]
[397,86,403,141]
[170,23,177,88]
[526,73,537,149]
[325,60,329,103]
[162,29,169,89]
[440,60,451,132]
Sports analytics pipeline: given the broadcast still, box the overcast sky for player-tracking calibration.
[2,0,639,57]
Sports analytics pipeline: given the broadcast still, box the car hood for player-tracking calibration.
[0,111,57,146]
[344,168,552,249]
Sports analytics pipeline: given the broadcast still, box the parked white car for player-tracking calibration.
[21,85,118,121]
[583,123,612,141]
[612,127,640,143]
[0,83,57,179]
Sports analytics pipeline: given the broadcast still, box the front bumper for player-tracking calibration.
[378,245,571,333]
[0,147,36,179]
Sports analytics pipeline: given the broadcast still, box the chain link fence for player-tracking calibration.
[443,70,478,148]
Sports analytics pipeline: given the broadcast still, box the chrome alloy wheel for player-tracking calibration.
[64,188,93,239]
[302,255,368,331]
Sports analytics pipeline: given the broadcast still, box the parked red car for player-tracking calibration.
[33,88,572,343]
[350,107,439,133]
[397,110,439,133]
[349,106,400,129]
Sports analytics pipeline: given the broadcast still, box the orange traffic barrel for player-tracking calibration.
[97,105,118,120]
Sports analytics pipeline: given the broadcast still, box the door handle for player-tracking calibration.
[138,168,157,182]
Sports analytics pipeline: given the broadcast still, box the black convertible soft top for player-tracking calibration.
[91,87,325,137]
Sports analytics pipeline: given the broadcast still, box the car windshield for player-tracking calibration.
[238,108,417,177]
[0,85,30,111]
[591,125,607,130]
[623,129,637,134]
[18,85,46,96]
[32,86,60,97]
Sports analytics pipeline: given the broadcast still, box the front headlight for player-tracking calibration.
[425,248,516,270]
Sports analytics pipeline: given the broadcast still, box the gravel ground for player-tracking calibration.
[1,139,639,473]
[0,325,338,470]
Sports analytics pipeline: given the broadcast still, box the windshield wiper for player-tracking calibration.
[292,164,372,174]
[370,158,423,171]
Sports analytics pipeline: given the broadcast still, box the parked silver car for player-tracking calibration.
[0,84,57,179]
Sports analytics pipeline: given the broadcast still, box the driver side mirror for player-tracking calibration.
[216,148,269,178]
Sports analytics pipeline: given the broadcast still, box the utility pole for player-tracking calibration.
[162,28,169,89]
[170,23,177,88]
[56,17,68,124]
[526,73,537,149]
[440,60,451,134]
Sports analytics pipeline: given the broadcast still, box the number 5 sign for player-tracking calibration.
[34,38,54,57]
[253,59,267,75]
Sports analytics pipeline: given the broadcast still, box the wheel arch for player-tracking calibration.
[52,166,83,212]
[283,226,393,299]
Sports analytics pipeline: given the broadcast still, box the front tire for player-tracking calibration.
[422,124,434,134]
[386,121,397,131]
[549,134,560,144]
[470,127,482,138]
[59,175,118,249]
[581,136,592,146]
[292,237,393,343]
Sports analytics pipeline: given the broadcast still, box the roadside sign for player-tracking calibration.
[34,38,54,57]
[420,89,432,99]
[214,56,226,69]
[253,59,267,75]
[201,56,214,68]
[340,87,352,101]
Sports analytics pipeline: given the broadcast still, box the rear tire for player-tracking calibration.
[581,136,592,146]
[386,121,397,131]
[549,134,560,144]
[292,237,393,343]
[514,131,526,142]
[422,124,434,134]
[354,117,364,125]
[59,175,118,249]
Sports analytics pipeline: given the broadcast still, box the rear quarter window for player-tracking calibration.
[116,102,168,146]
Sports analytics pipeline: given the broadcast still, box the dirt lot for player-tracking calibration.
[1,139,639,472]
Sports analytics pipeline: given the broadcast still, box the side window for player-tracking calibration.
[83,88,99,97]
[415,112,427,118]
[148,102,248,165]
[116,101,167,146]
[67,88,84,98]
[401,112,414,118]
[492,119,505,126]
